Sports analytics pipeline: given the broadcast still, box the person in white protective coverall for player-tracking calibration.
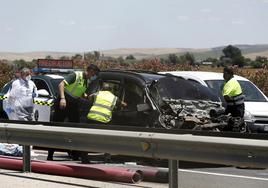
[4,68,38,157]
[7,68,38,121]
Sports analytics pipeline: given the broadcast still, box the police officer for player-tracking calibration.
[80,83,126,163]
[222,67,245,118]
[55,64,100,122]
[47,64,100,160]
[87,83,127,124]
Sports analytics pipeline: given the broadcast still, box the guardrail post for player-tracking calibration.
[169,159,178,188]
[23,145,31,172]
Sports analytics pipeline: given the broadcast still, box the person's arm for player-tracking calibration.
[8,81,18,101]
[59,72,76,109]
[116,97,127,108]
[222,81,233,102]
[59,81,67,109]
[86,93,97,101]
[121,101,127,107]
[82,90,97,99]
[6,81,18,112]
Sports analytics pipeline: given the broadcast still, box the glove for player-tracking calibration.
[5,107,13,114]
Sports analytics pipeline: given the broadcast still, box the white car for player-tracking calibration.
[160,71,268,133]
[0,74,64,122]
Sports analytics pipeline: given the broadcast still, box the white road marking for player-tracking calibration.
[179,169,268,181]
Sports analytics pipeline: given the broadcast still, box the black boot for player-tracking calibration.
[47,149,54,161]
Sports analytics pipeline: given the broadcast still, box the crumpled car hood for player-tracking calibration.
[167,99,222,118]
[160,98,225,130]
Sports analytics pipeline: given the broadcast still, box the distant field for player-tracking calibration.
[102,47,209,59]
[0,44,268,61]
[244,50,268,59]
[0,52,78,61]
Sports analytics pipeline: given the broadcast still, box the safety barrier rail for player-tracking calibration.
[1,122,268,188]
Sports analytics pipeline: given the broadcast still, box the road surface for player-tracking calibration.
[0,150,268,188]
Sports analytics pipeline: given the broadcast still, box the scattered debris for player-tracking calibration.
[0,143,22,157]
[159,98,246,132]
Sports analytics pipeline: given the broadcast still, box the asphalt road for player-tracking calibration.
[0,150,268,188]
[178,167,268,188]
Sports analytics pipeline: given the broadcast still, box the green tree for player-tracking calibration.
[117,56,125,64]
[222,45,242,58]
[177,52,195,65]
[243,58,252,67]
[232,56,245,67]
[255,56,268,63]
[222,45,245,67]
[183,52,195,65]
[126,54,136,60]
[251,61,263,68]
[72,54,83,61]
[0,61,15,88]
[168,54,180,64]
[59,56,70,60]
[45,55,53,59]
[13,59,37,70]
[94,51,101,60]
[203,57,218,64]
[251,56,268,68]
[84,52,95,61]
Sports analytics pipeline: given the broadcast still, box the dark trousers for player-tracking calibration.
[47,95,80,160]
[225,103,245,118]
[53,96,80,123]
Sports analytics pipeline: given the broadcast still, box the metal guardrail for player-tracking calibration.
[2,119,268,140]
[1,122,268,187]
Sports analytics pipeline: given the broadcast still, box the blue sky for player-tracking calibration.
[0,0,268,52]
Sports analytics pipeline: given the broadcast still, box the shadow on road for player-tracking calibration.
[0,171,99,188]
[0,170,154,188]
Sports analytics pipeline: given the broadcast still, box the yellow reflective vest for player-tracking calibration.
[87,91,118,123]
[65,71,87,97]
[222,78,244,106]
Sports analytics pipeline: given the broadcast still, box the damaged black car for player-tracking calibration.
[94,70,245,132]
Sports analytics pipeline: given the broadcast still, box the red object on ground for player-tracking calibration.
[99,164,169,183]
[125,166,168,183]
[0,156,142,183]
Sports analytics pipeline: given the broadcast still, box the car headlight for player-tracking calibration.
[244,110,255,122]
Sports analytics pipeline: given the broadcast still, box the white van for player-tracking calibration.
[160,71,268,133]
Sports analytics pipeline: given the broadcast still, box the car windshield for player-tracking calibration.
[205,80,267,102]
[150,76,220,105]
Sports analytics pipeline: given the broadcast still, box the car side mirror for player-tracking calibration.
[137,103,151,112]
[37,89,50,97]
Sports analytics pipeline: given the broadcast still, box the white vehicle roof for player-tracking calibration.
[160,71,249,82]
[44,74,64,79]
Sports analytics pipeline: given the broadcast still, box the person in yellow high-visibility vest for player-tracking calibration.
[87,83,127,124]
[47,64,100,161]
[55,64,100,123]
[222,67,245,118]
[79,83,126,163]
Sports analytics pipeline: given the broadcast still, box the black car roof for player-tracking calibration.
[100,70,166,84]
[33,69,165,82]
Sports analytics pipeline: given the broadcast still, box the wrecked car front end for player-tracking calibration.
[148,76,246,132]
